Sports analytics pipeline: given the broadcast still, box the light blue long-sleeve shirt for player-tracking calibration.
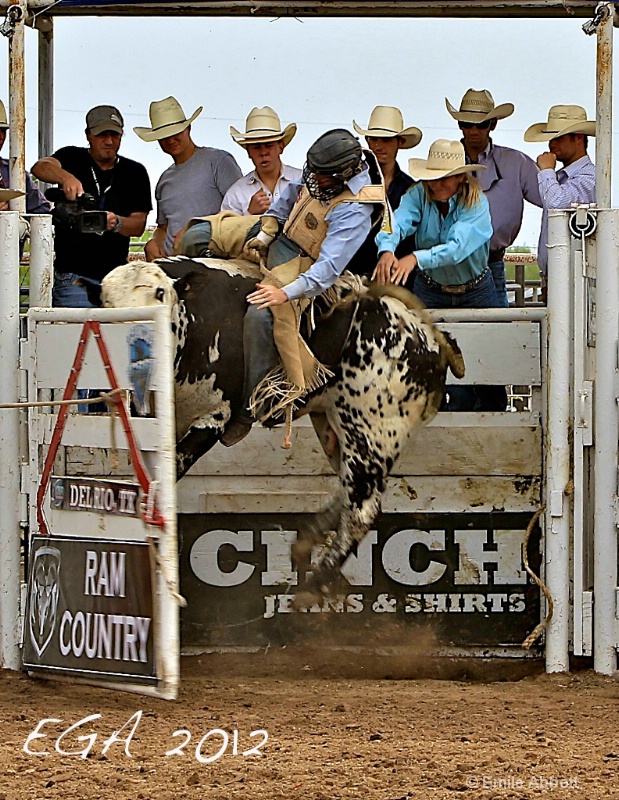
[266,170,373,300]
[376,182,493,285]
[537,155,595,274]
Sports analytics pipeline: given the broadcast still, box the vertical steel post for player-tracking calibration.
[595,3,613,209]
[544,211,572,673]
[7,0,26,214]
[28,214,53,307]
[0,212,23,670]
[37,16,53,162]
[593,209,619,675]
[153,304,180,699]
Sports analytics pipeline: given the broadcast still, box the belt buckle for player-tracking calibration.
[442,284,467,295]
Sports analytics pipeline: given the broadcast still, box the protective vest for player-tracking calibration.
[283,184,386,261]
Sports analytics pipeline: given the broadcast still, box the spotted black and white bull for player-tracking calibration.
[101,257,464,607]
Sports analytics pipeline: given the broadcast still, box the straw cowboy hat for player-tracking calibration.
[134,96,203,142]
[407,139,485,181]
[524,105,596,142]
[230,106,296,148]
[0,100,8,129]
[445,89,514,123]
[352,106,422,148]
[0,188,25,201]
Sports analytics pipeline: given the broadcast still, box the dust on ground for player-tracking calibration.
[3,648,619,800]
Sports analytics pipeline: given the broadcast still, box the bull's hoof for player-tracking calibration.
[221,419,252,447]
[292,589,324,610]
[292,569,337,610]
[291,538,314,569]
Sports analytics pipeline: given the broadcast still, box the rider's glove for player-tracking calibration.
[243,215,279,265]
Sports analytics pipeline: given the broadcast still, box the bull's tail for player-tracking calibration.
[366,284,466,379]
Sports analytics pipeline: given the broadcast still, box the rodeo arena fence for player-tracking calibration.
[1,202,619,699]
[1,0,618,700]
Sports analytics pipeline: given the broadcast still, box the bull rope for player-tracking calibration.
[521,503,553,650]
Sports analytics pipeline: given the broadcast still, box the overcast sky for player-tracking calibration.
[0,12,611,245]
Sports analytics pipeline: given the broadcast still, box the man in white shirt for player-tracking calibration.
[221,106,301,216]
[524,104,596,281]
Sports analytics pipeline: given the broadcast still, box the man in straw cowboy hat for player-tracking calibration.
[353,105,421,210]
[524,104,595,282]
[350,105,421,273]
[446,88,541,308]
[0,100,49,214]
[374,139,495,411]
[135,96,241,260]
[32,105,151,308]
[222,106,302,216]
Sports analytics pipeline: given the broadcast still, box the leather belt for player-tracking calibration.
[489,247,506,262]
[418,266,490,296]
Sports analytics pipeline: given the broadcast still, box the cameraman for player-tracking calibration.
[31,105,152,307]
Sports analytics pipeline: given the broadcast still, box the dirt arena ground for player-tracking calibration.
[3,649,619,800]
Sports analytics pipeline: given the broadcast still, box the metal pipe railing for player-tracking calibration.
[544,211,572,673]
[0,212,23,671]
[593,209,619,675]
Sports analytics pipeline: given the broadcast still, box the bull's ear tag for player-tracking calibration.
[127,324,155,416]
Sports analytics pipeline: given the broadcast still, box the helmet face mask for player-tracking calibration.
[303,163,347,200]
[304,129,362,199]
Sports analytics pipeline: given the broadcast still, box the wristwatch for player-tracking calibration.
[112,214,123,234]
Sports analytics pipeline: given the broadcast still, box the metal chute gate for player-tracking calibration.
[0,213,181,698]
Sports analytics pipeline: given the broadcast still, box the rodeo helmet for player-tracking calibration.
[303,129,363,200]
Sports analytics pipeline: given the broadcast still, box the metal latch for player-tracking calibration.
[578,380,594,446]
[569,204,598,240]
[0,5,24,38]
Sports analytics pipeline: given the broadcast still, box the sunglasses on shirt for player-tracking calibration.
[459,120,493,130]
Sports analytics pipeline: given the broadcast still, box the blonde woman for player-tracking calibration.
[374,139,497,310]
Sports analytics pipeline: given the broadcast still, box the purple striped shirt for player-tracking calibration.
[537,155,596,274]
[468,142,542,251]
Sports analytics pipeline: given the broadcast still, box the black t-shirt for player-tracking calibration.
[51,146,152,281]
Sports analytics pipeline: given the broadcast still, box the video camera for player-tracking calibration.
[45,187,108,235]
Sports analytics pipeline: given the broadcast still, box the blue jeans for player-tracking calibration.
[52,272,99,309]
[489,258,509,308]
[239,305,280,423]
[413,269,499,309]
[52,272,105,411]
[413,270,505,411]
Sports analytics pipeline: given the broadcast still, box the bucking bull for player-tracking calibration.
[101,256,464,608]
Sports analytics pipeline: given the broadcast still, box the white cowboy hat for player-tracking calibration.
[407,139,485,181]
[352,105,422,149]
[134,96,203,142]
[0,188,24,201]
[0,100,7,129]
[445,89,514,123]
[524,104,596,142]
[230,106,296,148]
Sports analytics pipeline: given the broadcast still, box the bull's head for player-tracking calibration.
[101,261,177,309]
